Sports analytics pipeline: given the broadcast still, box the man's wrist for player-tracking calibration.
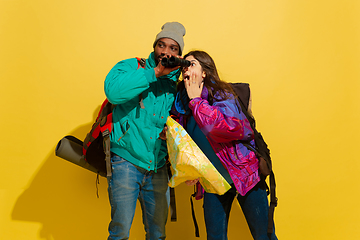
[154,67,161,78]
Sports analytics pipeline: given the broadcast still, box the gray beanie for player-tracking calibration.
[153,22,186,55]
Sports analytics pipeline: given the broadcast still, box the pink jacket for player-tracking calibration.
[174,87,260,196]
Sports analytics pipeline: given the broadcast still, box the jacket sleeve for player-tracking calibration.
[104,58,157,104]
[188,97,254,143]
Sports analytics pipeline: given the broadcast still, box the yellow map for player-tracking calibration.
[166,117,231,195]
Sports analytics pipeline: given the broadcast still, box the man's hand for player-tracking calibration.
[159,125,168,140]
[154,57,181,78]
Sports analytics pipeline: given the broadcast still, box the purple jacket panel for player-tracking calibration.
[185,92,260,196]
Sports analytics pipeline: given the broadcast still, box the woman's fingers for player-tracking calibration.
[184,71,203,99]
[185,178,199,186]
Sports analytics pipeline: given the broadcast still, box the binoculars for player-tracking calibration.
[161,56,191,68]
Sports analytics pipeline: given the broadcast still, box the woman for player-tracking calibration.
[172,50,278,240]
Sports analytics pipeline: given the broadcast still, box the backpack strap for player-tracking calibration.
[190,186,200,237]
[166,160,177,222]
[169,187,177,221]
[100,110,113,177]
[268,172,277,233]
[102,130,112,177]
[136,57,146,69]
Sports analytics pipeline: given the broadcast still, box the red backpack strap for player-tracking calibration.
[99,112,113,177]
[136,57,146,69]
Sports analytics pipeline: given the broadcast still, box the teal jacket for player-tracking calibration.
[104,52,179,171]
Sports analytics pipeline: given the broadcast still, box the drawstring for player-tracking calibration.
[190,186,200,237]
[96,173,100,198]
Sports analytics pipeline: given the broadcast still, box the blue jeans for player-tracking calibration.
[107,155,170,240]
[203,182,278,240]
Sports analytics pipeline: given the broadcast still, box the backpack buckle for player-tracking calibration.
[139,58,146,67]
[102,129,110,137]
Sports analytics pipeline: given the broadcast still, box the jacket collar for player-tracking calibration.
[174,86,209,114]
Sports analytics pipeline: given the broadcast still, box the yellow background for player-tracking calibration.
[1,0,359,239]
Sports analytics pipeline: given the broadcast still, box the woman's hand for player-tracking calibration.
[185,178,199,186]
[158,125,167,140]
[184,71,204,99]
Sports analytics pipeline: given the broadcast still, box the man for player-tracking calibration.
[104,22,186,240]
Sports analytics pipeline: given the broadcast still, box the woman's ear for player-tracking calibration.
[202,71,206,79]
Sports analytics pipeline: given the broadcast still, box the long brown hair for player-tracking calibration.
[178,50,236,105]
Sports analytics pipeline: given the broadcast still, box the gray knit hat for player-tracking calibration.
[153,22,186,55]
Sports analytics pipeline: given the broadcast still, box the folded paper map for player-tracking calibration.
[166,117,231,195]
